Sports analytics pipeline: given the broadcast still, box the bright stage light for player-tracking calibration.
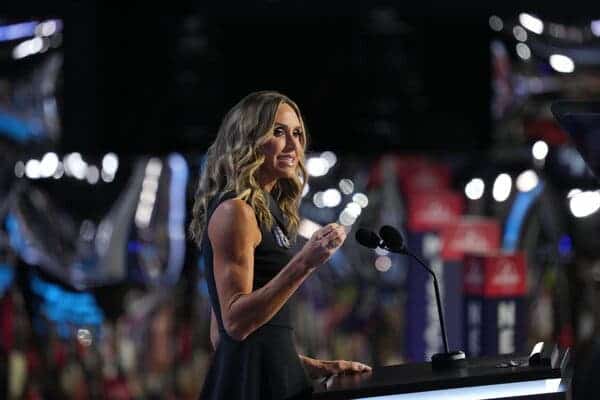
[519,13,544,34]
[353,193,369,208]
[549,54,575,73]
[323,189,342,208]
[532,140,549,160]
[492,173,512,202]
[516,170,539,192]
[465,178,485,200]
[569,190,600,218]
[306,157,329,177]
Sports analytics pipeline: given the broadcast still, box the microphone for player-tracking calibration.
[355,228,383,249]
[355,226,466,370]
[379,225,407,253]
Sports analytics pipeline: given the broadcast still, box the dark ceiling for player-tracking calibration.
[4,1,600,155]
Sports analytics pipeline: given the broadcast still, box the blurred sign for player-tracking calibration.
[406,191,464,232]
[400,163,452,193]
[441,217,501,261]
[463,252,527,357]
[367,156,451,192]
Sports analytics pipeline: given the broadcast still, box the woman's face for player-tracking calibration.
[258,103,304,187]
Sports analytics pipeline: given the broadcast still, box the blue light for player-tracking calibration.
[165,153,189,286]
[5,213,25,253]
[5,213,42,265]
[30,274,104,339]
[128,240,142,253]
[0,264,15,297]
[502,182,545,251]
[197,257,209,296]
[0,111,42,142]
[198,256,206,273]
[0,21,38,42]
[197,280,209,297]
[558,234,573,256]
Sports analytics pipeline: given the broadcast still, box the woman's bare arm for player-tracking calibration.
[209,198,318,341]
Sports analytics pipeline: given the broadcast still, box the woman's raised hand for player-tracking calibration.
[299,223,347,268]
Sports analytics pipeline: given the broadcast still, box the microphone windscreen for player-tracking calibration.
[379,225,405,252]
[355,229,381,249]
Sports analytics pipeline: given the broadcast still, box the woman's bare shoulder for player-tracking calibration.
[208,198,261,246]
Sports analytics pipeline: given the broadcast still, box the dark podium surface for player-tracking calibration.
[313,353,569,399]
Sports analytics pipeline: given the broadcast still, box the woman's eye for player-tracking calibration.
[274,128,285,136]
[293,131,303,137]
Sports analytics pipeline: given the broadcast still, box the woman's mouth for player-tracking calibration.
[277,155,296,166]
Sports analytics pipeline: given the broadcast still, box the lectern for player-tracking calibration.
[313,345,570,399]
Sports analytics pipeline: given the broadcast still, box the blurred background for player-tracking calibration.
[1,1,600,399]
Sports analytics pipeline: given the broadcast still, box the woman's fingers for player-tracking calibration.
[350,361,372,373]
[319,224,346,246]
[324,236,342,250]
[341,361,371,373]
[317,223,340,239]
[325,360,372,374]
[306,223,348,266]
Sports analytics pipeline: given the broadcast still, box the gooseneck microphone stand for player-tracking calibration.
[403,248,466,369]
[356,227,466,370]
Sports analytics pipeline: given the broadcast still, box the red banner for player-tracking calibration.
[366,155,451,192]
[401,163,452,193]
[406,190,464,232]
[464,252,527,297]
[441,217,500,261]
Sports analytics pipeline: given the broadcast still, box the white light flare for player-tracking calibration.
[465,178,485,200]
[519,13,544,34]
[492,173,512,202]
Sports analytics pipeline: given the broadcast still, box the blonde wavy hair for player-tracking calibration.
[189,91,308,245]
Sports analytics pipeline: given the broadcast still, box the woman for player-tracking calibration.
[190,91,371,399]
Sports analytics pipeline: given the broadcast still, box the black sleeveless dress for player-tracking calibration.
[199,191,313,400]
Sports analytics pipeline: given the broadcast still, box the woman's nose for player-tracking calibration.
[284,133,298,150]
